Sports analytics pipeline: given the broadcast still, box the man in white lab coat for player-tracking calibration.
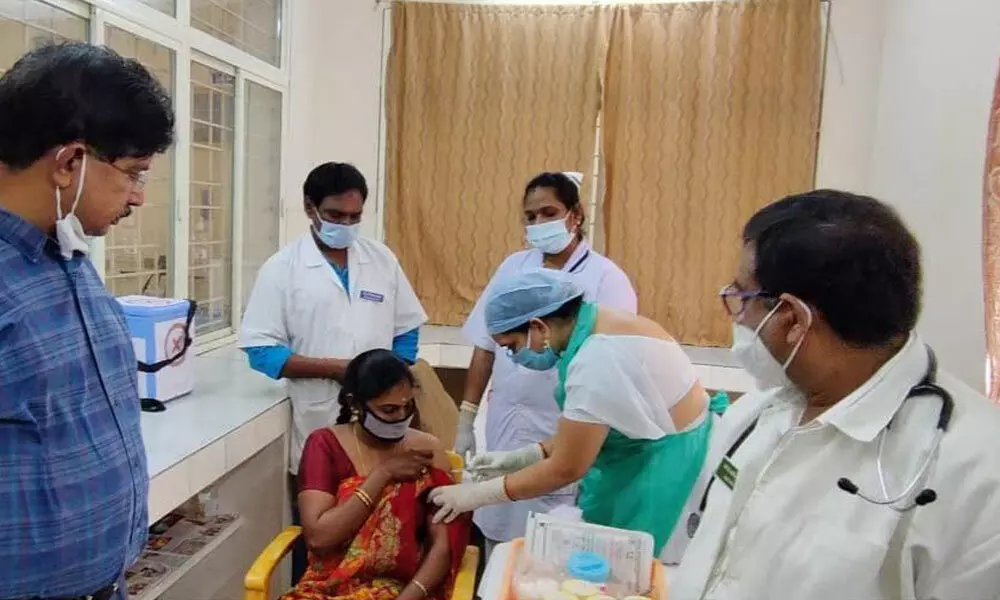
[673,189,1000,600]
[239,162,426,581]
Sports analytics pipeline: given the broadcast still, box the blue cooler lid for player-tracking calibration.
[566,551,610,583]
[117,296,190,318]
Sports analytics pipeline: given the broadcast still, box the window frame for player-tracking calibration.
[235,71,288,322]
[60,0,291,348]
[39,0,90,19]
[91,8,182,297]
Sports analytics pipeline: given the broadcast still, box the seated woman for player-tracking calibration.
[283,349,469,600]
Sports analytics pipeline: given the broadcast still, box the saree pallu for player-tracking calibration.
[282,468,469,600]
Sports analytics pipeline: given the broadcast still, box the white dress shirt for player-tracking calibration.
[673,334,1000,600]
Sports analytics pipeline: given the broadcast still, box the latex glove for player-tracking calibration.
[454,401,478,457]
[429,478,510,524]
[468,443,544,481]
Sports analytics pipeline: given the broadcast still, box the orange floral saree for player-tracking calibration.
[283,466,469,600]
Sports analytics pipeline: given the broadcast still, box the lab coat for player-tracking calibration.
[462,241,637,542]
[240,234,427,474]
[672,334,1000,600]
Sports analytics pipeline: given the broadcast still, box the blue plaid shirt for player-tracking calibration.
[0,208,148,598]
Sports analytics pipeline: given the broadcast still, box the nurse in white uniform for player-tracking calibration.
[239,162,427,582]
[673,190,1000,600]
[455,171,637,552]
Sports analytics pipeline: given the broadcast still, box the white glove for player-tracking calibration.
[468,443,544,481]
[454,401,478,457]
[429,478,510,524]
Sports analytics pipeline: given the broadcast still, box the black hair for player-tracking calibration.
[0,42,174,170]
[524,172,585,237]
[304,162,369,207]
[336,349,416,425]
[743,189,921,347]
[504,295,585,335]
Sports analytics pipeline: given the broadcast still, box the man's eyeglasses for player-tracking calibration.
[719,284,777,318]
[107,162,150,192]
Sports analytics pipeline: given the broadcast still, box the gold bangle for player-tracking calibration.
[412,579,429,597]
[538,442,549,459]
[501,475,515,501]
[354,488,374,508]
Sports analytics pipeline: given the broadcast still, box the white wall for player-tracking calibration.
[284,0,387,242]
[814,0,886,192]
[869,0,1000,390]
[283,0,1000,389]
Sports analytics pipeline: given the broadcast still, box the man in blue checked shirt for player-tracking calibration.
[0,44,174,600]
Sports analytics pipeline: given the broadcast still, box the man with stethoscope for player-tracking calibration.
[239,162,427,582]
[673,190,1000,600]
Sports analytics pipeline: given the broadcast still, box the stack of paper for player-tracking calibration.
[524,512,655,593]
[125,513,239,598]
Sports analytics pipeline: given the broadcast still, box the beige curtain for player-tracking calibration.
[983,62,1000,402]
[385,3,610,326]
[602,0,822,346]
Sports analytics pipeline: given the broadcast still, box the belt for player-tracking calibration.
[11,582,119,600]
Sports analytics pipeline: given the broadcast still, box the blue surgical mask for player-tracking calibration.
[510,329,559,371]
[313,218,359,249]
[526,217,574,255]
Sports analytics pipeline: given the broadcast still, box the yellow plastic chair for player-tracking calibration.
[244,451,479,600]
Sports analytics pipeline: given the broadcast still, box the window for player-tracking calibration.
[136,0,175,16]
[241,80,282,309]
[0,0,87,73]
[104,25,176,298]
[0,0,287,346]
[189,60,236,336]
[191,0,281,67]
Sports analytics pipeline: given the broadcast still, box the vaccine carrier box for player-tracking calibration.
[117,296,196,402]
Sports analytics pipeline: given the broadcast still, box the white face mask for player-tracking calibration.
[731,299,812,390]
[360,406,415,443]
[312,218,360,250]
[54,149,90,260]
[526,216,574,254]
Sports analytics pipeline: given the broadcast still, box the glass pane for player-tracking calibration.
[135,0,175,16]
[104,25,176,299]
[189,61,235,336]
[190,0,281,67]
[0,0,88,74]
[242,81,281,311]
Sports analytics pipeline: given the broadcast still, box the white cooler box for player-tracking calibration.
[117,296,196,402]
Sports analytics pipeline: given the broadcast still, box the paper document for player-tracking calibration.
[524,512,654,593]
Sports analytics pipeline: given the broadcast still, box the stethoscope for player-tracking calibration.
[837,347,954,511]
[687,347,954,538]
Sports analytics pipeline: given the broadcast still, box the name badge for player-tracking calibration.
[716,456,739,490]
[360,290,385,303]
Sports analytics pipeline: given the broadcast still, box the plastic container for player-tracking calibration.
[502,539,666,600]
[512,542,563,600]
[561,579,603,597]
[117,296,196,402]
[566,552,611,584]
